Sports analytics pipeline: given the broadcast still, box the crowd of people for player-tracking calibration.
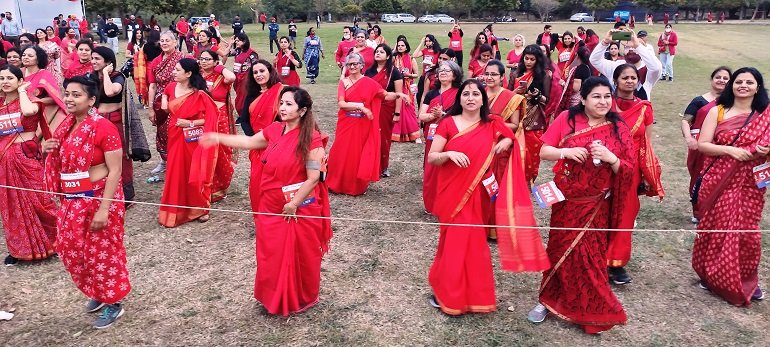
[0,16,768,335]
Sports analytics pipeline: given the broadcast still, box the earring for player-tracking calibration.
[88,107,97,116]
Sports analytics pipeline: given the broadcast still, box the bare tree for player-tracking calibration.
[531,0,559,22]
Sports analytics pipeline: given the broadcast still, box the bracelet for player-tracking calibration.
[611,157,620,165]
[559,149,565,160]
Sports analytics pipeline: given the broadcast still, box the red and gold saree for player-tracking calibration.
[205,69,237,202]
[149,51,186,158]
[133,48,149,106]
[422,87,457,213]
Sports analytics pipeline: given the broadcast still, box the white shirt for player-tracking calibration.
[589,41,662,101]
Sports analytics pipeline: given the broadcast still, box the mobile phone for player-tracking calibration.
[519,80,528,89]
[611,31,632,41]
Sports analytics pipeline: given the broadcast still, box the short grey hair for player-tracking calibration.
[160,30,176,41]
[345,52,365,66]
[439,60,463,81]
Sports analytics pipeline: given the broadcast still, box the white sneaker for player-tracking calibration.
[151,161,166,174]
[691,216,699,224]
[527,303,549,323]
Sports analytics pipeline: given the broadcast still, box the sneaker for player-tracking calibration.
[146,175,164,184]
[94,303,124,329]
[752,287,765,301]
[4,255,18,266]
[527,303,549,323]
[428,295,440,309]
[381,168,391,178]
[150,161,166,175]
[691,216,699,224]
[85,299,105,313]
[668,77,673,81]
[608,267,632,285]
[659,75,667,81]
[697,281,710,291]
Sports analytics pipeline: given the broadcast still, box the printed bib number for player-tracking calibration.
[423,55,433,65]
[532,181,566,208]
[61,172,94,199]
[426,123,438,140]
[183,126,204,142]
[409,83,418,95]
[346,110,364,118]
[690,128,700,140]
[281,66,290,76]
[309,39,319,45]
[753,162,770,189]
[482,173,499,202]
[282,182,316,207]
[206,81,214,88]
[0,112,23,136]
[233,63,242,72]
[558,51,571,63]
[450,41,461,49]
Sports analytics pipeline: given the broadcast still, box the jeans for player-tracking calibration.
[659,52,675,78]
[98,29,107,43]
[107,37,119,53]
[269,36,279,53]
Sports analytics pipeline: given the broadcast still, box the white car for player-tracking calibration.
[381,14,395,22]
[418,15,436,23]
[570,12,595,22]
[392,13,416,23]
[434,14,455,23]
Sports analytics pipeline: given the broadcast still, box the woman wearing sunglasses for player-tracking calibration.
[0,65,58,266]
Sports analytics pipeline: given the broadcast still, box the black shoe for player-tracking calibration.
[4,255,18,266]
[660,75,667,81]
[668,77,673,81]
[608,267,632,285]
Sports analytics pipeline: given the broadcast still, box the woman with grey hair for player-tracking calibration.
[326,53,410,195]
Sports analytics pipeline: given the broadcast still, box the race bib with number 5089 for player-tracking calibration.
[184,126,204,142]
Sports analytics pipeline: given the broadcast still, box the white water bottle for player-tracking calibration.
[592,140,603,166]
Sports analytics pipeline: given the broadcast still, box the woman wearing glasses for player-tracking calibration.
[326,53,409,195]
[0,65,58,266]
[198,50,237,202]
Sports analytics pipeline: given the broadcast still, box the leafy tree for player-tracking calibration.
[584,0,618,18]
[531,0,559,21]
[634,0,677,10]
[362,0,394,18]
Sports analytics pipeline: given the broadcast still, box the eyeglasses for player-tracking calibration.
[198,57,214,61]
[483,73,501,77]
[437,68,452,73]
[346,62,361,67]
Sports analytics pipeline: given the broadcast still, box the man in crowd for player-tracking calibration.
[268,16,279,53]
[232,15,244,35]
[97,15,107,43]
[105,17,120,53]
[176,16,190,52]
[126,15,139,42]
[1,11,22,44]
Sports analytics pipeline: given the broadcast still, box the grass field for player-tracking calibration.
[2,22,770,346]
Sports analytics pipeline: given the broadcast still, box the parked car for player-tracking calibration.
[381,13,395,22]
[418,15,436,23]
[434,14,455,23]
[189,16,210,30]
[392,13,417,23]
[570,12,595,22]
[495,15,517,22]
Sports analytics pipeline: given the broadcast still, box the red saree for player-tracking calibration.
[539,117,633,334]
[149,51,186,158]
[246,83,284,217]
[692,107,770,306]
[608,98,663,267]
[370,68,397,172]
[158,86,219,227]
[422,87,457,213]
[63,59,93,79]
[205,69,237,202]
[391,55,420,142]
[233,48,259,113]
[254,122,332,316]
[0,99,58,261]
[429,116,528,315]
[44,113,131,304]
[468,59,486,79]
[25,69,67,133]
[275,51,301,87]
[687,100,717,218]
[326,77,384,196]
[512,71,544,184]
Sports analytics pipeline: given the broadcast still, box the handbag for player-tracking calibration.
[121,58,134,78]
[123,88,152,162]
[690,108,755,204]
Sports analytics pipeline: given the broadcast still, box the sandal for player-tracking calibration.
[146,175,164,184]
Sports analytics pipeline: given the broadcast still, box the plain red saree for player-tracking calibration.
[205,69,237,202]
[254,122,332,316]
[369,68,397,172]
[326,77,384,196]
[422,87,457,213]
[247,83,284,216]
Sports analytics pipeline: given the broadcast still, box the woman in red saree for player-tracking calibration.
[606,64,664,285]
[418,60,462,213]
[0,66,58,266]
[199,50,237,202]
[147,31,187,183]
[509,44,552,185]
[274,36,302,86]
[681,66,731,223]
[412,34,441,106]
[391,37,420,142]
[467,44,493,79]
[42,76,131,329]
[364,44,403,177]
[554,47,591,116]
[126,31,149,107]
[22,46,67,133]
[348,30,375,71]
[63,40,94,79]
[427,79,547,315]
[529,77,632,334]
[554,31,576,75]
[238,60,284,217]
[201,87,332,316]
[158,58,219,227]
[693,67,770,306]
[224,32,259,114]
[326,52,408,196]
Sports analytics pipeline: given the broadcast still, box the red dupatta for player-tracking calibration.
[25,69,67,130]
[340,77,384,182]
[63,59,93,79]
[618,99,665,199]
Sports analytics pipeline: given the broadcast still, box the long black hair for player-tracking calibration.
[365,43,394,77]
[234,31,251,51]
[281,86,321,161]
[717,67,770,113]
[92,46,117,71]
[178,58,209,93]
[446,79,491,123]
[24,46,48,69]
[517,44,547,94]
[567,77,623,135]
[395,35,411,54]
[424,34,441,54]
[239,59,282,135]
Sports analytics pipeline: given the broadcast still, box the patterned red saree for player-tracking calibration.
[391,55,420,142]
[150,51,185,158]
[205,69,237,202]
[687,100,717,218]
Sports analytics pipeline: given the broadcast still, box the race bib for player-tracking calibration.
[482,173,499,201]
[423,55,433,65]
[410,83,418,95]
[690,128,700,140]
[61,171,94,199]
[183,126,204,142]
[282,182,315,207]
[558,51,571,63]
[232,63,242,72]
[309,39,319,45]
[346,110,364,118]
[753,162,770,189]
[426,123,438,140]
[450,41,461,49]
[281,66,290,76]
[206,81,214,88]
[0,112,23,136]
[532,181,566,208]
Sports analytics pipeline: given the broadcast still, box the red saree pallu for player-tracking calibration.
[554,65,582,116]
[468,60,486,79]
[391,55,420,142]
[63,60,93,79]
[205,70,237,202]
[327,77,384,196]
[0,100,58,260]
[275,52,301,87]
[422,88,457,213]
[371,68,396,171]
[687,100,717,217]
[246,83,284,218]
[150,52,186,158]
[539,121,633,334]
[26,69,67,133]
[233,48,258,114]
[254,122,332,316]
[429,117,513,315]
[523,130,544,184]
[692,108,770,307]
[45,114,131,304]
[158,88,219,227]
